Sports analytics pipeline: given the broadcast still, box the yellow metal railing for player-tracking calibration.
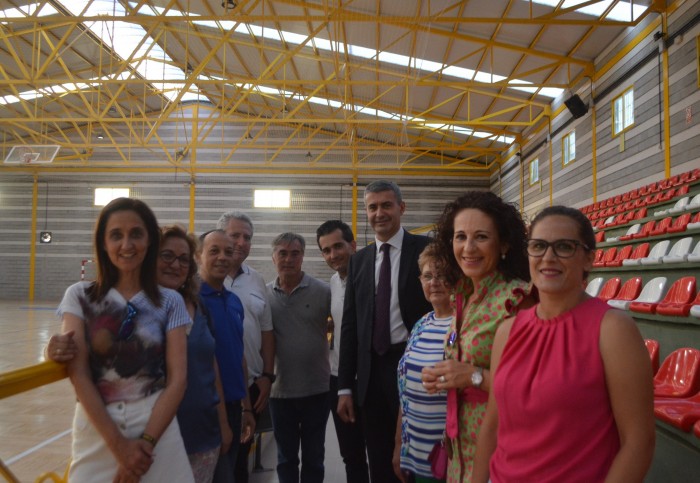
[0,362,68,483]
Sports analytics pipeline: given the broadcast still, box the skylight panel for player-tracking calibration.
[523,0,646,22]
[131,3,562,99]
[60,0,200,103]
[224,79,514,144]
[0,3,58,20]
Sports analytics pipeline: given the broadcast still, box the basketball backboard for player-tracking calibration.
[4,145,60,164]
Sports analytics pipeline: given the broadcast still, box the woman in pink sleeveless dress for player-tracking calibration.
[473,206,654,483]
[421,192,534,482]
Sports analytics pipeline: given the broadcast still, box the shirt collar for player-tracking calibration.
[375,227,404,251]
[200,279,228,296]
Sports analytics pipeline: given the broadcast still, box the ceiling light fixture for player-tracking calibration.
[222,1,237,9]
[96,133,104,140]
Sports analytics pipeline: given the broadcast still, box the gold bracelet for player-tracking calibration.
[140,432,157,447]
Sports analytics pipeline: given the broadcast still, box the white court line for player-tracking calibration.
[6,429,71,465]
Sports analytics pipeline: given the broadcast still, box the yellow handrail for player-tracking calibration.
[0,361,68,482]
[0,361,67,401]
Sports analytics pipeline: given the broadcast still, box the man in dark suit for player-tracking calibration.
[337,180,432,483]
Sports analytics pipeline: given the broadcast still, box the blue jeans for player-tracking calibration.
[269,392,330,483]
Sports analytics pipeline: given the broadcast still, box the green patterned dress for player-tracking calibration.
[443,271,530,482]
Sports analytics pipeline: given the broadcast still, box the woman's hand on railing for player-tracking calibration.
[44,331,77,363]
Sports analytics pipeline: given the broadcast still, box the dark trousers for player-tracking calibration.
[362,344,405,483]
[269,392,330,483]
[329,375,370,483]
[234,383,261,483]
[213,400,242,483]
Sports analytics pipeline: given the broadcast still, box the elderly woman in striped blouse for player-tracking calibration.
[393,243,453,483]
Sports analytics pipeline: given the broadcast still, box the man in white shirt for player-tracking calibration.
[316,220,370,483]
[217,211,275,483]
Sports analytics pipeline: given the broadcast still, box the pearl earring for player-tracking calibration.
[501,253,506,260]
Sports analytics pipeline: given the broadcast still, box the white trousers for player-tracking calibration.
[69,390,194,483]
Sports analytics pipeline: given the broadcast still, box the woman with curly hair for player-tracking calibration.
[421,191,534,482]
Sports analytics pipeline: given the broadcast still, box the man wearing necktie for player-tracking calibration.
[337,180,432,483]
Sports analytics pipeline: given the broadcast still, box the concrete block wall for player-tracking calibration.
[0,173,484,302]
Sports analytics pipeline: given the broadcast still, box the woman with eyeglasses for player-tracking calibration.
[472,206,654,483]
[421,192,533,482]
[393,244,453,483]
[56,198,193,482]
[158,225,233,483]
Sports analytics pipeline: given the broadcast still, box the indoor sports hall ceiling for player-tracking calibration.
[0,0,660,176]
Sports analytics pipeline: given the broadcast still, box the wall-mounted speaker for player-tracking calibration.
[564,94,589,119]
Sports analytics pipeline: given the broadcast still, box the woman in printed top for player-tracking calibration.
[56,198,193,483]
[394,243,454,482]
[421,192,533,482]
[472,206,654,483]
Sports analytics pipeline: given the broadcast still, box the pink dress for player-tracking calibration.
[491,297,620,482]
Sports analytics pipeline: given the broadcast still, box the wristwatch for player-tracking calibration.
[471,366,484,388]
[260,372,277,383]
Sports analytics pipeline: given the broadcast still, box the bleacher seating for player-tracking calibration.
[655,277,697,317]
[639,240,671,265]
[606,245,633,267]
[585,277,604,297]
[607,277,643,310]
[666,213,692,234]
[597,277,621,302]
[622,243,650,266]
[645,339,660,375]
[629,277,669,314]
[594,247,617,268]
[649,217,673,236]
[688,242,700,263]
[662,237,694,264]
[654,392,700,431]
[653,348,700,398]
[631,220,656,240]
[612,223,641,242]
[687,211,700,231]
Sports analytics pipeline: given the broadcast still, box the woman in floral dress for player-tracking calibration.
[422,192,533,482]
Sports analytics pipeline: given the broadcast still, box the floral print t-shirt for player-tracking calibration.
[58,281,191,404]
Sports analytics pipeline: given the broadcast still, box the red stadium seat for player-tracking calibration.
[656,277,697,317]
[645,339,660,375]
[666,213,692,234]
[654,391,700,431]
[653,348,700,398]
[659,178,672,190]
[633,207,647,219]
[621,243,650,266]
[631,220,656,239]
[629,188,639,199]
[606,245,633,267]
[676,184,689,196]
[594,247,617,268]
[594,231,605,243]
[607,277,643,310]
[593,249,604,264]
[597,277,621,302]
[622,193,630,202]
[648,217,672,237]
[658,188,677,202]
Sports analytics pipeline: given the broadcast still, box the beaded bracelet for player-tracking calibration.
[140,432,157,447]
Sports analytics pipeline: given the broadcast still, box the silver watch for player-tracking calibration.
[471,366,484,388]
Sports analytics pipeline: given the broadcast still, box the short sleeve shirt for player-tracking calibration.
[57,281,191,404]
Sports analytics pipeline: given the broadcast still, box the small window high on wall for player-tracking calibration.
[562,131,576,166]
[529,158,540,185]
[254,189,290,208]
[95,188,130,206]
[612,87,634,136]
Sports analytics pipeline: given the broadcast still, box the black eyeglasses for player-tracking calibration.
[159,250,191,267]
[526,239,590,258]
[118,302,137,340]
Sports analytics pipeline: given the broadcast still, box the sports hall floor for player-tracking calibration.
[0,301,346,482]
